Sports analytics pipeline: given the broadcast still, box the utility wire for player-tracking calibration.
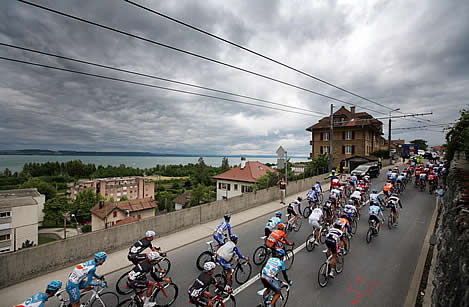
[124,0,439,125]
[18,0,390,117]
[0,42,328,117]
[393,123,454,130]
[0,56,322,117]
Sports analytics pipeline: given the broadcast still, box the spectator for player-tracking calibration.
[279,178,286,204]
[435,185,445,209]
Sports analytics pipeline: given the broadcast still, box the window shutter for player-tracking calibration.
[342,132,346,140]
[352,131,355,139]
[320,132,323,140]
[352,145,355,154]
[320,146,323,154]
[342,146,345,154]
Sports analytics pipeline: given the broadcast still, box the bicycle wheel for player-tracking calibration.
[351,219,358,235]
[253,246,268,265]
[388,216,393,229]
[277,284,290,307]
[294,218,302,232]
[306,233,316,252]
[196,251,213,271]
[214,273,227,288]
[320,227,327,244]
[319,193,324,204]
[335,253,344,274]
[213,295,236,307]
[303,206,312,218]
[345,236,351,255]
[234,261,252,285]
[318,263,329,287]
[155,258,171,278]
[150,282,178,307]
[117,298,139,307]
[366,228,373,244]
[284,249,294,270]
[91,292,120,307]
[116,270,133,295]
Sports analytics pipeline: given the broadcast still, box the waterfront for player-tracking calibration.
[0,155,309,172]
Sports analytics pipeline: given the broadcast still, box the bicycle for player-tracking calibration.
[116,254,171,295]
[366,219,382,244]
[253,241,295,270]
[196,234,228,271]
[117,274,178,307]
[306,221,327,252]
[285,213,302,232]
[419,180,426,192]
[214,256,252,287]
[256,278,290,307]
[302,198,320,218]
[189,287,236,307]
[318,249,344,287]
[56,277,119,307]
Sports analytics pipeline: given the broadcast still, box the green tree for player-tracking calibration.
[20,177,57,200]
[43,196,71,226]
[410,139,428,151]
[119,196,128,201]
[445,109,469,161]
[190,184,206,207]
[71,189,98,222]
[371,149,390,159]
[220,157,230,172]
[255,170,281,190]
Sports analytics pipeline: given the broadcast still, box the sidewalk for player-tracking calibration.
[1,183,328,306]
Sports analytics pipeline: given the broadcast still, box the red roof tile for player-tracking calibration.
[213,161,276,183]
[91,198,157,220]
[306,106,382,131]
[115,216,138,226]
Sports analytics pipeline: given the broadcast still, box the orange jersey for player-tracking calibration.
[266,229,287,248]
[383,183,392,191]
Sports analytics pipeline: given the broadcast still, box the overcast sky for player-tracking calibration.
[0,0,467,156]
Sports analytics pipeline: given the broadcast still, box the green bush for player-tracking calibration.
[81,224,91,233]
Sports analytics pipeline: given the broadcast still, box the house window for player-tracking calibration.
[234,184,238,191]
[0,247,10,253]
[113,211,117,218]
[321,146,329,154]
[244,186,253,192]
[0,211,11,218]
[218,183,222,189]
[227,184,231,191]
[0,234,10,241]
[323,132,329,141]
[345,145,352,154]
[345,131,352,140]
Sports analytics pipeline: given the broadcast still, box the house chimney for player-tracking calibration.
[350,106,356,114]
[98,200,104,209]
[240,157,246,169]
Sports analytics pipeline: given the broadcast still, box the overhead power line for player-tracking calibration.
[0,42,328,117]
[393,123,454,130]
[18,0,390,117]
[0,56,323,117]
[124,0,439,125]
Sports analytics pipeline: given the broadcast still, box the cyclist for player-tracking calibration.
[306,187,320,206]
[127,251,171,307]
[188,262,221,307]
[216,234,249,292]
[15,280,62,307]
[343,200,358,233]
[386,169,392,180]
[287,198,300,229]
[259,249,292,306]
[335,217,352,252]
[329,187,342,206]
[325,169,339,181]
[308,205,324,246]
[213,214,232,250]
[128,230,164,265]
[349,174,358,192]
[66,252,107,307]
[383,180,393,199]
[419,172,427,187]
[368,201,385,234]
[369,189,384,208]
[325,223,343,278]
[387,194,403,226]
[314,181,323,193]
[265,211,283,237]
[350,189,362,211]
[323,199,335,225]
[266,223,293,253]
[396,173,406,192]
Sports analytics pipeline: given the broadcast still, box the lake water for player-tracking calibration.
[0,155,309,172]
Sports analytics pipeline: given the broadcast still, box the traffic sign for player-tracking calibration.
[276,146,286,157]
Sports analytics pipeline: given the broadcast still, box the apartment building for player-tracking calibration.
[0,189,44,253]
[306,106,384,168]
[67,177,155,201]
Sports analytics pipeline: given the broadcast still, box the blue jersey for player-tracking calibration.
[214,221,232,237]
[266,217,282,231]
[368,205,382,218]
[306,190,319,201]
[68,259,99,286]
[16,292,48,307]
[262,257,285,278]
[314,183,323,193]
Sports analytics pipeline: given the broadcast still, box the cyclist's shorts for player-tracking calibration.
[66,280,87,303]
[343,214,352,225]
[213,233,224,246]
[217,257,231,270]
[383,190,390,198]
[260,275,280,292]
[127,278,150,290]
[128,253,146,265]
[389,204,397,213]
[369,215,380,224]
[188,291,209,305]
[310,220,321,230]
[287,206,297,216]
[325,237,338,254]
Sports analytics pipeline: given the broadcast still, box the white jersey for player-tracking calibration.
[68,260,97,284]
[217,241,236,262]
[308,208,323,224]
[289,200,300,213]
[344,204,357,215]
[330,189,341,197]
[351,191,361,200]
[389,196,400,205]
[369,193,380,201]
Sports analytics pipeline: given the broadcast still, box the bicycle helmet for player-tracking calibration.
[333,222,342,229]
[94,251,107,262]
[275,249,286,257]
[311,186,316,190]
[145,230,156,238]
[277,223,285,230]
[275,211,282,217]
[230,234,239,242]
[46,280,62,292]
[372,189,377,194]
[297,196,303,202]
[224,214,231,220]
[316,181,320,184]
[203,261,216,272]
[148,251,161,261]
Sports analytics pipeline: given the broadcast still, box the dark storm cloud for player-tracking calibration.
[0,0,467,156]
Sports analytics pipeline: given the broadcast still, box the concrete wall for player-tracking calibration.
[0,173,328,288]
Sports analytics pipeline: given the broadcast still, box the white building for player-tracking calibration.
[0,189,44,253]
[213,158,276,200]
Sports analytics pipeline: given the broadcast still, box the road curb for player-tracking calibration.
[403,200,438,307]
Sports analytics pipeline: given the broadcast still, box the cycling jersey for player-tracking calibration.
[397,175,405,183]
[336,217,351,233]
[129,237,154,255]
[188,272,216,300]
[216,241,245,262]
[308,208,323,224]
[265,216,282,231]
[266,229,287,249]
[314,183,323,193]
[344,204,357,215]
[383,183,392,192]
[350,191,361,200]
[369,193,381,202]
[368,205,382,218]
[419,173,427,180]
[127,259,153,282]
[386,170,392,178]
[288,200,300,214]
[214,221,232,237]
[349,176,358,185]
[306,190,319,202]
[326,228,343,241]
[330,188,341,198]
[331,179,340,189]
[262,257,285,278]
[15,293,48,307]
[68,260,99,285]
[388,196,402,209]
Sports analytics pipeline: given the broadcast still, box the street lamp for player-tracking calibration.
[388,108,400,159]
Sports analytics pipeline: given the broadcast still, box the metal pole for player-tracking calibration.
[329,104,334,172]
[64,215,67,240]
[285,151,288,184]
[388,113,391,159]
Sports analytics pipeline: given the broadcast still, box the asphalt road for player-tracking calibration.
[50,167,435,307]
